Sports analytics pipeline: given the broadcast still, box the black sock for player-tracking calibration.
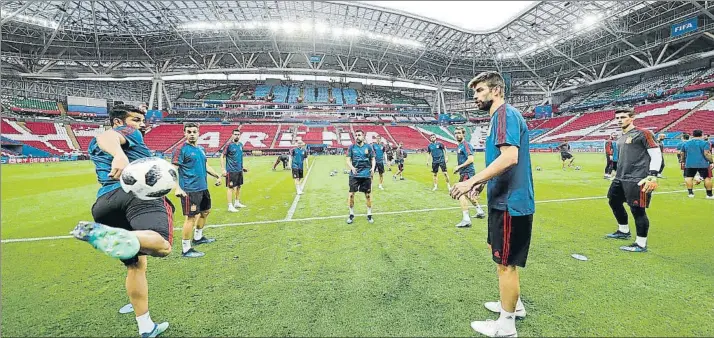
[608,198,629,227]
[707,190,713,197]
[630,206,649,238]
[688,189,694,194]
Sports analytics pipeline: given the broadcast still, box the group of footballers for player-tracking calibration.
[68,69,711,338]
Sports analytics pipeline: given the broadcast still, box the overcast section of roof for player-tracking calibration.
[358,1,537,33]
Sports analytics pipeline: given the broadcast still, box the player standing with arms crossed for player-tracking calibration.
[221,129,248,213]
[290,140,309,195]
[371,135,387,190]
[604,108,662,252]
[451,72,535,337]
[452,127,485,228]
[173,123,222,258]
[71,105,173,337]
[346,129,376,224]
[427,134,451,191]
[681,129,713,198]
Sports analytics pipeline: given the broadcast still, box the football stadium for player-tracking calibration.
[1,1,714,337]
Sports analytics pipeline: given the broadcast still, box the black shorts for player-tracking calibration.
[607,179,652,209]
[432,162,447,173]
[91,189,175,266]
[487,209,533,268]
[612,161,618,171]
[387,155,394,161]
[349,176,372,193]
[375,163,385,175]
[292,168,304,179]
[459,172,472,182]
[226,171,244,188]
[561,152,573,160]
[684,167,713,178]
[179,189,212,216]
[397,160,404,171]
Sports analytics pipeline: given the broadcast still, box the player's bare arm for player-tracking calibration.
[220,153,227,176]
[371,157,376,174]
[96,129,130,180]
[704,150,713,163]
[173,164,186,197]
[450,145,518,199]
[206,164,222,186]
[346,156,357,174]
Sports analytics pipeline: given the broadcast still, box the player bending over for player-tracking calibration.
[346,129,376,224]
[452,72,535,337]
[221,129,248,213]
[290,140,309,195]
[427,134,451,191]
[393,143,406,181]
[604,133,617,179]
[71,105,173,337]
[371,135,387,190]
[452,126,485,227]
[605,108,662,253]
[558,141,575,170]
[273,153,289,171]
[173,123,222,258]
[681,129,713,198]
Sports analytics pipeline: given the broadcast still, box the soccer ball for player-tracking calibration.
[535,166,542,171]
[120,157,177,200]
[574,166,582,171]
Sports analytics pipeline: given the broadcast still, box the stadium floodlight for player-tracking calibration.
[315,22,328,34]
[345,28,360,37]
[332,27,344,37]
[574,13,602,32]
[2,13,60,29]
[282,22,297,34]
[269,21,281,32]
[300,21,313,32]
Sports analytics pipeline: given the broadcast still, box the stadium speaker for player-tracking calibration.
[348,82,363,90]
[265,78,282,86]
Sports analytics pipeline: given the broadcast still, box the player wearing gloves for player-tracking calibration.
[605,108,662,253]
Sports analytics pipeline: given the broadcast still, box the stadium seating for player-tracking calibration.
[71,123,105,151]
[272,86,289,103]
[287,85,301,103]
[331,88,344,105]
[386,126,429,149]
[668,100,714,134]
[143,125,185,152]
[540,111,615,142]
[25,122,59,135]
[533,115,573,130]
[2,119,22,134]
[239,124,279,150]
[343,88,358,105]
[254,85,272,100]
[684,68,714,91]
[316,86,329,103]
[9,98,60,114]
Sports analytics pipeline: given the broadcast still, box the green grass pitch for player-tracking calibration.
[2,153,713,337]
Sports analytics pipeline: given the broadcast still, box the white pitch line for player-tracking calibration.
[1,188,702,244]
[284,158,315,220]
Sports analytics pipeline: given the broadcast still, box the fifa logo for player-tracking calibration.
[673,22,693,33]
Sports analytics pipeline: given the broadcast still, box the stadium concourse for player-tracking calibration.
[3,0,714,337]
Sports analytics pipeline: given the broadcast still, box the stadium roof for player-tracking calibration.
[1,1,712,94]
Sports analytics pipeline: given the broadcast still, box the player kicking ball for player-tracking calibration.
[371,135,387,190]
[427,134,451,191]
[346,129,376,224]
[221,129,248,213]
[173,123,222,258]
[71,105,172,337]
[452,126,485,227]
[290,140,309,195]
[558,141,575,170]
[452,72,535,338]
[605,108,662,253]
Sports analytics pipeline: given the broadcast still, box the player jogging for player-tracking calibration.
[393,143,406,181]
[386,143,395,170]
[558,140,574,170]
[221,129,248,213]
[346,129,375,224]
[427,134,451,191]
[290,140,309,195]
[605,108,663,253]
[273,153,290,171]
[451,72,535,337]
[604,133,617,179]
[71,105,172,337]
[452,127,485,227]
[173,123,222,258]
[681,129,713,198]
[371,135,387,190]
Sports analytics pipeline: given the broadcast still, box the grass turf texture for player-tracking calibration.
[2,153,713,337]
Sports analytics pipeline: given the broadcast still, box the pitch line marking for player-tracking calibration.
[285,158,315,221]
[1,188,702,244]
